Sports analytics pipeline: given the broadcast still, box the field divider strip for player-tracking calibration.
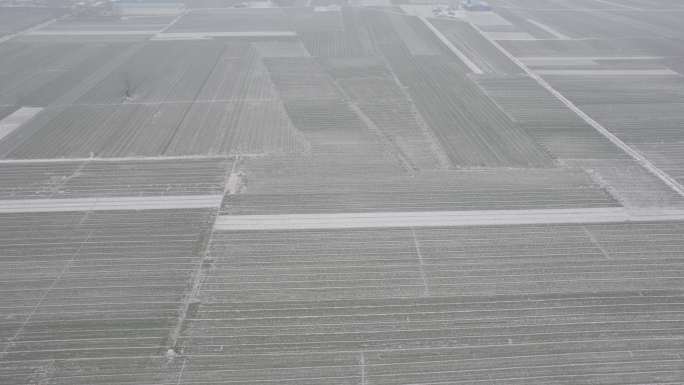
[158,9,190,34]
[419,17,483,75]
[0,155,232,164]
[525,18,570,40]
[468,22,684,199]
[153,31,297,40]
[0,195,223,213]
[213,207,684,231]
[0,107,43,142]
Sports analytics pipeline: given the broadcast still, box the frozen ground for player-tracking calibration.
[1,1,684,384]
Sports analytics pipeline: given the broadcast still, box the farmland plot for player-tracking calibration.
[498,38,665,58]
[263,56,387,155]
[416,222,684,295]
[168,8,292,33]
[355,10,552,167]
[221,163,618,215]
[0,41,132,106]
[566,159,684,208]
[339,77,445,170]
[635,143,684,187]
[389,56,553,167]
[264,57,341,101]
[544,74,684,186]
[170,222,684,383]
[3,100,305,158]
[252,40,310,58]
[300,31,370,58]
[0,161,76,199]
[485,6,558,39]
[75,41,226,104]
[283,99,365,133]
[475,75,629,160]
[295,6,370,57]
[282,98,397,163]
[326,59,445,170]
[167,100,308,156]
[384,13,439,56]
[320,56,390,79]
[1,104,178,158]
[0,158,229,200]
[165,44,308,155]
[192,44,280,102]
[0,209,214,384]
[0,40,306,158]
[4,5,684,385]
[226,157,414,198]
[0,7,62,37]
[37,15,175,33]
[516,9,663,40]
[430,18,524,75]
[285,7,345,34]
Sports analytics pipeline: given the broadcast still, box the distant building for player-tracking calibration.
[111,0,184,15]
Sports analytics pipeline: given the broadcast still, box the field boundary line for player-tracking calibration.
[0,17,57,44]
[0,155,236,163]
[419,17,483,74]
[0,195,223,213]
[213,207,684,231]
[526,18,570,39]
[158,9,189,34]
[0,107,42,142]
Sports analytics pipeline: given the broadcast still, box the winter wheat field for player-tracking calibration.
[1,0,684,383]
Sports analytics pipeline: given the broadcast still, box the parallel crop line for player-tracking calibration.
[469,22,684,198]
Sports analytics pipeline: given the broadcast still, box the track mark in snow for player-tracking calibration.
[526,18,571,39]
[0,107,42,142]
[411,228,430,296]
[159,9,189,34]
[582,225,612,260]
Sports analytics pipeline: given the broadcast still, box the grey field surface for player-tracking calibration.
[1,0,684,384]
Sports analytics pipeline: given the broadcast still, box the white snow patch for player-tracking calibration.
[212,207,684,231]
[0,107,42,142]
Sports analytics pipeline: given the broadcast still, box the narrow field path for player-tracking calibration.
[214,207,684,231]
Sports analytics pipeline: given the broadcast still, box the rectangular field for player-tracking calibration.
[388,55,553,167]
[169,221,684,383]
[167,8,292,33]
[544,74,684,186]
[475,75,630,160]
[0,157,230,200]
[0,41,308,158]
[0,7,63,37]
[430,18,523,75]
[221,167,618,215]
[0,208,215,384]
